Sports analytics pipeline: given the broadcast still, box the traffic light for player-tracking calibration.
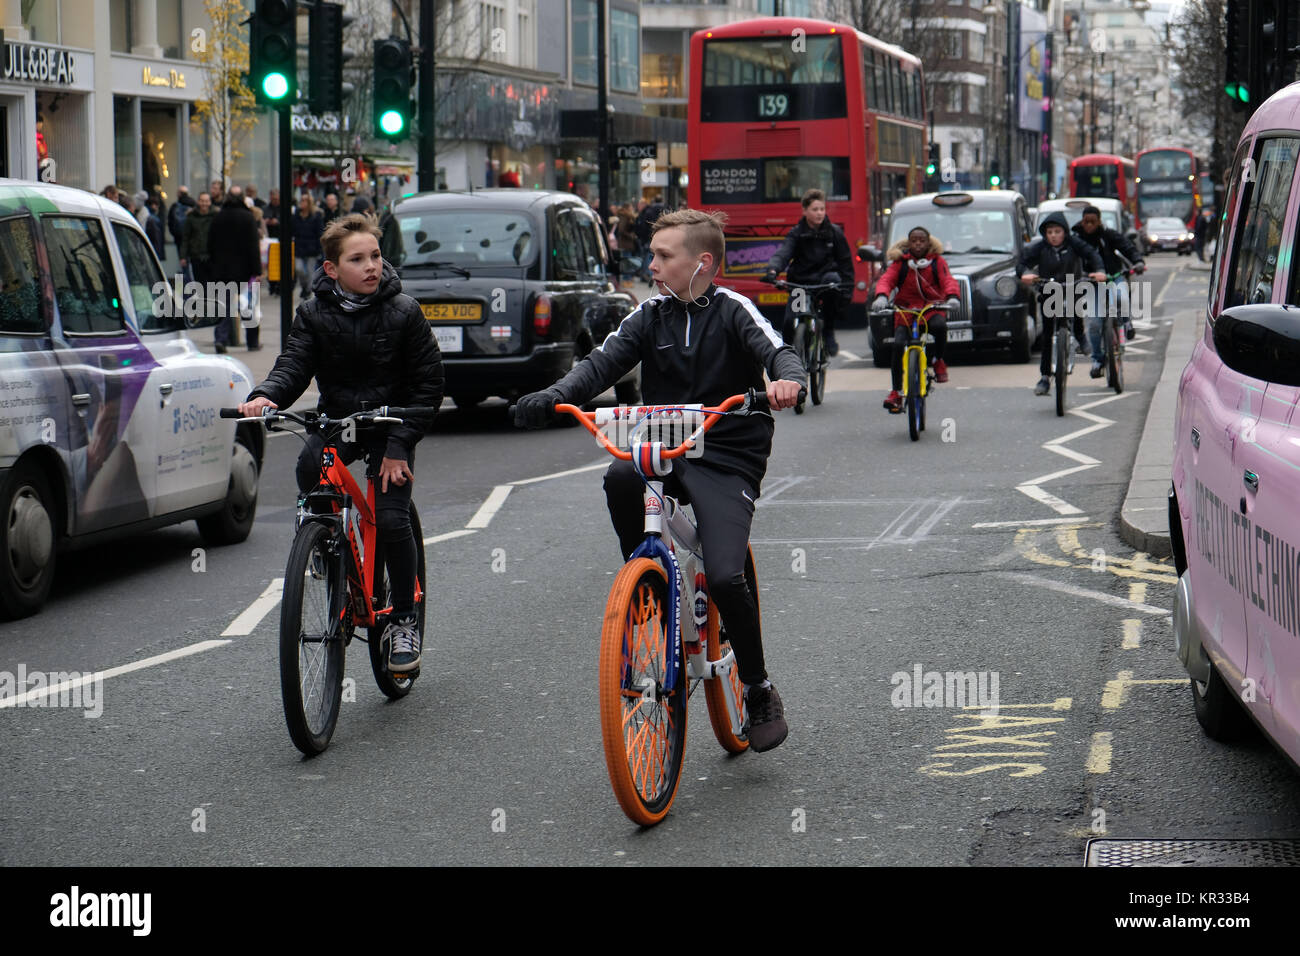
[308,2,344,113]
[925,142,939,178]
[989,160,1001,188]
[373,37,412,140]
[250,0,297,106]
[1225,0,1251,111]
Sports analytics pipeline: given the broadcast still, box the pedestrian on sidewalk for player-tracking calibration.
[209,187,263,352]
[168,186,196,281]
[180,191,215,288]
[292,194,325,300]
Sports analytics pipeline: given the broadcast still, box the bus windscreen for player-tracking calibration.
[1075,164,1120,199]
[701,36,847,122]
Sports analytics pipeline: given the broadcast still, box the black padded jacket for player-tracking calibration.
[544,285,806,488]
[247,261,444,460]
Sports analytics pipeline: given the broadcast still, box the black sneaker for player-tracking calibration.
[1125,321,1136,341]
[745,683,788,752]
[1090,361,1104,378]
[1034,377,1050,396]
[825,331,839,357]
[386,615,421,672]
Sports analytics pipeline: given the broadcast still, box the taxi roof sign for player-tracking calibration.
[1065,199,1090,208]
[932,193,974,207]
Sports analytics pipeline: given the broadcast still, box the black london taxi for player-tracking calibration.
[861,189,1037,365]
[390,188,641,409]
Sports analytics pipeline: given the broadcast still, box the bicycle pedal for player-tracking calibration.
[389,666,419,680]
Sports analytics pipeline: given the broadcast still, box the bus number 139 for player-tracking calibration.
[758,94,789,118]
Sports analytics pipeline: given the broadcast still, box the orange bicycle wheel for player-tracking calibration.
[599,557,688,826]
[704,546,757,754]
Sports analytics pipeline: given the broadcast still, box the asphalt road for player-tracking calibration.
[3,256,1298,866]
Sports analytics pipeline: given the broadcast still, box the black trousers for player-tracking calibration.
[297,435,418,617]
[891,317,947,391]
[604,459,767,685]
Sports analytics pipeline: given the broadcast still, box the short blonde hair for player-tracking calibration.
[651,209,728,272]
[322,213,383,263]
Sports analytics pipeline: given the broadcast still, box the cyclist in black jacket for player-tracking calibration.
[515,209,806,753]
[1071,205,1146,377]
[1018,211,1105,396]
[764,188,854,356]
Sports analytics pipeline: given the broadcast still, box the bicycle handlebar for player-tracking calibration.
[547,388,785,461]
[219,406,438,429]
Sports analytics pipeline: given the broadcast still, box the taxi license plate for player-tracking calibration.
[422,302,482,322]
[434,327,463,353]
[758,292,789,305]
[949,328,973,343]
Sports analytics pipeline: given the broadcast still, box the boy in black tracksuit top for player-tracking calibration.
[1017,211,1106,396]
[515,209,806,752]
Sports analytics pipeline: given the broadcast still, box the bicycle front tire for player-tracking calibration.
[906,347,921,441]
[1107,316,1124,394]
[280,520,347,755]
[599,558,687,826]
[1054,328,1069,417]
[809,322,826,406]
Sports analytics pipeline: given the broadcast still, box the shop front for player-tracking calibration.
[1,39,94,185]
[435,71,560,192]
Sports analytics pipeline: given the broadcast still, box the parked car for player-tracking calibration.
[390,189,640,410]
[1034,196,1139,248]
[1170,82,1300,771]
[1143,216,1193,255]
[0,179,264,618]
[862,190,1037,365]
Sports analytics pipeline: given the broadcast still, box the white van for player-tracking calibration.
[0,180,263,618]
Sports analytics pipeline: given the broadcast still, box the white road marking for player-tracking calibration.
[754,475,810,507]
[466,484,512,528]
[425,529,478,544]
[838,349,863,362]
[1015,484,1084,516]
[509,461,608,486]
[0,640,233,709]
[221,579,285,636]
[993,571,1170,615]
[1017,393,1134,515]
[971,517,1091,528]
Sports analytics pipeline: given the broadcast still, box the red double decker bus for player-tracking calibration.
[1068,153,1136,219]
[1134,147,1200,229]
[687,17,926,323]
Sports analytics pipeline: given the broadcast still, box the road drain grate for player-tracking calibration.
[1086,839,1300,867]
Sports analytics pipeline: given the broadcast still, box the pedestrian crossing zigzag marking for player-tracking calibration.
[1016,391,1135,516]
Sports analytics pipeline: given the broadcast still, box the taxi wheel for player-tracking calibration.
[0,460,57,620]
[197,436,259,545]
[1191,659,1251,742]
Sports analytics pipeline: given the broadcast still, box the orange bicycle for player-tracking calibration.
[550,389,789,825]
[221,404,436,755]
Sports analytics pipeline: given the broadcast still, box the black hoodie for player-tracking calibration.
[1017,211,1104,280]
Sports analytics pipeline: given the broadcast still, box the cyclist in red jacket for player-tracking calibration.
[871,226,960,413]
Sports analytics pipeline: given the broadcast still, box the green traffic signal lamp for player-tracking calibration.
[250,0,297,106]
[1224,81,1250,104]
[926,162,937,176]
[262,70,290,101]
[379,109,406,136]
[989,174,1002,187]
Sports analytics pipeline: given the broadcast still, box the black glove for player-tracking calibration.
[514,388,560,429]
[762,270,778,284]
[1133,261,1146,275]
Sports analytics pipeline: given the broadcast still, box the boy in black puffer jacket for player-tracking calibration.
[1017,211,1105,396]
[238,214,443,673]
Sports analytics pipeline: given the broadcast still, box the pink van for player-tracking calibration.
[1170,82,1300,769]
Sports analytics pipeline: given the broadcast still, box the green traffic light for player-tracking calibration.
[379,109,406,135]
[990,174,1001,186]
[262,71,290,100]
[926,163,936,176]
[1225,82,1250,103]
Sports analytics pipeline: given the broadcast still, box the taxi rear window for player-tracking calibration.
[43,216,124,335]
[0,216,43,334]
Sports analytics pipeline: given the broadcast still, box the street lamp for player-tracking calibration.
[982,2,1014,192]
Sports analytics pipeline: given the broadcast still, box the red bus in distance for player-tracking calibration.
[687,16,927,323]
[1068,153,1136,221]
